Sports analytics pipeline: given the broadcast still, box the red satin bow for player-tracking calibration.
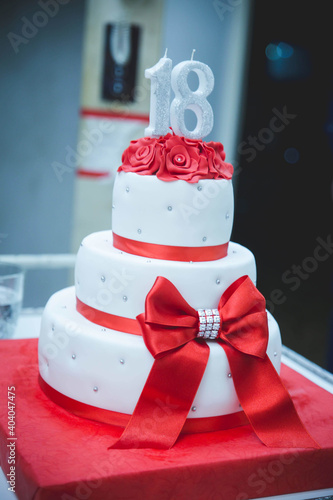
[111,276,318,450]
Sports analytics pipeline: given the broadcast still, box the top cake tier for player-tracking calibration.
[112,134,234,262]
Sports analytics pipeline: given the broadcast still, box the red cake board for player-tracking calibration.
[0,338,332,500]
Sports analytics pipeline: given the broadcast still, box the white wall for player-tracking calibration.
[0,0,85,306]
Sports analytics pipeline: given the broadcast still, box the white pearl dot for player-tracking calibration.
[216,279,220,284]
[197,185,202,191]
[191,406,197,412]
[225,212,230,220]
[202,236,207,242]
[93,386,98,392]
[51,325,55,331]
[120,359,125,364]
[72,354,76,360]
[137,229,142,234]
[112,204,115,209]
[167,206,172,211]
[123,295,128,302]
[126,187,130,192]
[101,275,105,282]
[274,351,277,357]
[228,373,232,378]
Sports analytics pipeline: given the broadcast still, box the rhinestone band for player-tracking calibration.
[197,309,220,339]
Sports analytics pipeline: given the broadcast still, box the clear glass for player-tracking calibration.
[0,263,24,339]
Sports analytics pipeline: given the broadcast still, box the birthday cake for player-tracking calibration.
[38,58,317,450]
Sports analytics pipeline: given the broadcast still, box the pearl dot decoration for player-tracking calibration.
[93,386,98,392]
[51,325,55,332]
[274,351,277,357]
[101,276,106,283]
[191,406,197,412]
[137,229,142,234]
[197,185,202,191]
[72,354,76,360]
[120,359,125,365]
[225,212,230,220]
[216,279,220,285]
[167,205,173,211]
[202,236,207,242]
[126,186,130,192]
[123,295,128,302]
[228,373,232,378]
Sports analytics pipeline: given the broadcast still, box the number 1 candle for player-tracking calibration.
[144,51,172,138]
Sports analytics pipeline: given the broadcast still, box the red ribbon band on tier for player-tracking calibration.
[112,232,229,262]
[38,375,248,434]
[75,276,319,450]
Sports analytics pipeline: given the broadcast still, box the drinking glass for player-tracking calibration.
[0,263,24,339]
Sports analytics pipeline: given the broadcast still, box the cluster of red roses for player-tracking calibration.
[118,133,233,183]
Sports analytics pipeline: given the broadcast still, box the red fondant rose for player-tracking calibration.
[204,141,233,180]
[157,135,210,183]
[117,133,233,182]
[119,137,163,175]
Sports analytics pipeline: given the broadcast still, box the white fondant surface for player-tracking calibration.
[75,231,257,319]
[112,171,234,247]
[38,286,282,419]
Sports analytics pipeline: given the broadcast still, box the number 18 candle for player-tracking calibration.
[145,53,214,140]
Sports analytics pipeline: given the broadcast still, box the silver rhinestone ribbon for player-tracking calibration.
[197,309,220,339]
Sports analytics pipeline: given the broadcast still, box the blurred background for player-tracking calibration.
[0,0,332,371]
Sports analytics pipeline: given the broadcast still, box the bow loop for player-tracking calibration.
[218,276,268,358]
[141,277,198,359]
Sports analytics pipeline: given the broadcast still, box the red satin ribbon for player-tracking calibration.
[113,232,229,262]
[111,276,319,450]
[76,297,141,335]
[38,375,248,434]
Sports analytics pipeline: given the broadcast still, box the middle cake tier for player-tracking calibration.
[76,230,257,320]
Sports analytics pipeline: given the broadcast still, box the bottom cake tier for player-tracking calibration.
[38,286,282,422]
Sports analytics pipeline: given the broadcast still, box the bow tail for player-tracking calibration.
[221,342,319,448]
[110,341,210,449]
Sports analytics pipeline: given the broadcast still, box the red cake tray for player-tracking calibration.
[0,338,332,500]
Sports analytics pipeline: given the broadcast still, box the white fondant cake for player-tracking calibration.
[38,132,282,434]
[39,287,281,419]
[112,172,234,247]
[75,232,255,319]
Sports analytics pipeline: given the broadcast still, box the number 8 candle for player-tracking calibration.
[170,59,214,139]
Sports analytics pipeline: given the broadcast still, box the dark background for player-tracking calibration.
[233,0,333,371]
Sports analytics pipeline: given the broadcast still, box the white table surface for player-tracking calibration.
[1,311,333,500]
